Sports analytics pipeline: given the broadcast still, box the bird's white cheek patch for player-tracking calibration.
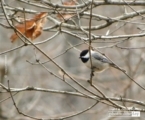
[82,52,90,58]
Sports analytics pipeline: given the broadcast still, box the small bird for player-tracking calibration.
[80,49,123,73]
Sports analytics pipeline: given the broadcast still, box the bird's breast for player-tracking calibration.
[85,58,110,72]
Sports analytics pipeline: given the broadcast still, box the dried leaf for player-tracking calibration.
[63,1,76,6]
[10,12,47,42]
[57,14,74,20]
[10,20,36,42]
[33,12,48,25]
[57,0,76,20]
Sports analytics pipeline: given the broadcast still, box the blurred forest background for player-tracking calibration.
[0,0,145,120]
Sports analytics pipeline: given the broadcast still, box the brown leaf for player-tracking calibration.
[57,0,76,20]
[63,1,76,6]
[10,12,47,42]
[33,12,48,24]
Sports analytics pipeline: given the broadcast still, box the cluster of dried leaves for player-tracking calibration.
[10,12,48,42]
[10,0,77,42]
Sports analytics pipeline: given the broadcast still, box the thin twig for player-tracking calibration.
[7,80,40,120]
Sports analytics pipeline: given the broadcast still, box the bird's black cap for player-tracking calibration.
[80,49,89,57]
[80,49,89,63]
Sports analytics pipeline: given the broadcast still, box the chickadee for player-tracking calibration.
[80,49,123,73]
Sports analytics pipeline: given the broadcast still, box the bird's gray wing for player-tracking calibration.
[93,53,113,64]
[92,52,125,72]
